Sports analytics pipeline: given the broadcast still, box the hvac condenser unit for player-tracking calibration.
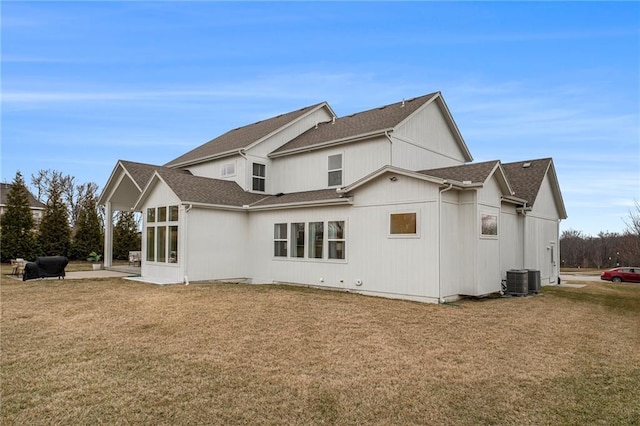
[527,269,541,294]
[507,270,528,296]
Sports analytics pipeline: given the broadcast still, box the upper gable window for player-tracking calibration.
[252,163,266,192]
[328,154,342,187]
[221,162,236,177]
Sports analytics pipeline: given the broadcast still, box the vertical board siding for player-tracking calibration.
[270,137,390,194]
[394,102,468,167]
[500,205,524,277]
[186,155,246,188]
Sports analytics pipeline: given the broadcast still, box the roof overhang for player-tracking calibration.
[268,128,392,158]
[98,161,145,210]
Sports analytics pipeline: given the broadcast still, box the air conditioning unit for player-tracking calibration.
[507,270,528,296]
[527,270,541,294]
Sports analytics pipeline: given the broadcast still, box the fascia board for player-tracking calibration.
[428,94,473,162]
[133,171,171,211]
[166,149,240,169]
[98,162,134,206]
[181,202,247,212]
[546,160,568,219]
[485,162,515,196]
[268,129,392,158]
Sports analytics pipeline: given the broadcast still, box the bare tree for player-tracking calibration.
[620,200,640,265]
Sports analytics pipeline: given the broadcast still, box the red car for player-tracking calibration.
[600,267,640,283]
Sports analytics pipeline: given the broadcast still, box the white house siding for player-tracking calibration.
[440,190,461,298]
[249,176,443,302]
[500,203,524,278]
[524,173,562,284]
[475,178,503,295]
[393,101,468,170]
[269,137,390,193]
[457,191,477,296]
[140,181,185,284]
[185,155,246,188]
[184,208,250,282]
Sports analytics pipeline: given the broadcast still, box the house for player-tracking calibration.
[98,91,567,303]
[0,183,46,227]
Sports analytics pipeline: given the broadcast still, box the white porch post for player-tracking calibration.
[104,201,113,268]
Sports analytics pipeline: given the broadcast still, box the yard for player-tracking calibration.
[1,273,639,425]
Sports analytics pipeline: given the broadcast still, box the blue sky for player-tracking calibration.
[2,1,638,236]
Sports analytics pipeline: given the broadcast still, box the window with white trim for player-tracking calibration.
[328,221,345,260]
[221,162,236,177]
[273,220,345,261]
[252,163,266,192]
[481,213,498,237]
[146,205,179,263]
[390,213,417,235]
[274,223,287,257]
[328,154,342,187]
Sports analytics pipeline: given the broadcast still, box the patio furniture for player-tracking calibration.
[10,258,26,276]
[23,256,68,281]
[128,251,141,267]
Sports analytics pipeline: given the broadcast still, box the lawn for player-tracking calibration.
[2,274,639,425]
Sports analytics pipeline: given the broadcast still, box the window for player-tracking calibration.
[146,205,179,263]
[274,223,287,257]
[481,214,498,236]
[328,154,342,187]
[308,222,324,259]
[291,223,305,258]
[273,220,345,261]
[252,163,266,192]
[147,208,156,223]
[221,162,236,177]
[328,221,345,260]
[146,227,155,261]
[390,213,417,235]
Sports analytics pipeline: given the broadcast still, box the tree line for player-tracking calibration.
[0,170,140,263]
[560,202,640,269]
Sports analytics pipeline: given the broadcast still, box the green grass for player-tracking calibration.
[2,277,639,425]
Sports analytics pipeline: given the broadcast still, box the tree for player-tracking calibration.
[112,211,141,260]
[620,200,640,265]
[0,172,37,261]
[38,173,71,256]
[70,193,103,260]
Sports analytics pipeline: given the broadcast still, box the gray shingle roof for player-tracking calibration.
[164,102,327,167]
[271,92,440,155]
[0,183,45,209]
[502,158,552,206]
[119,160,177,190]
[419,160,501,184]
[155,168,265,207]
[249,189,346,207]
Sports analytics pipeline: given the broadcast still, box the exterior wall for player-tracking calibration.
[457,191,477,295]
[269,137,390,193]
[185,154,247,188]
[393,101,468,170]
[500,203,524,277]
[248,175,443,302]
[524,173,562,284]
[440,190,461,298]
[184,208,250,282]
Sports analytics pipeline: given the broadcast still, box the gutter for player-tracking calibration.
[438,182,454,304]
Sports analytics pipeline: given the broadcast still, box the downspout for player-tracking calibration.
[438,182,454,304]
[384,131,393,166]
[183,203,193,285]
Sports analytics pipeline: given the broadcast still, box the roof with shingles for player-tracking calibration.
[164,102,328,167]
[0,183,46,209]
[249,189,346,207]
[502,158,552,206]
[154,168,265,207]
[119,160,174,189]
[271,92,440,155]
[418,160,501,184]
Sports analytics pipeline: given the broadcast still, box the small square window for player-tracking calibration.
[481,214,498,236]
[390,213,417,235]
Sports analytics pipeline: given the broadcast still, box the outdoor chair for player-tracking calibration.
[11,258,26,276]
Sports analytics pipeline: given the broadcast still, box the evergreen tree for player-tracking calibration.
[0,172,37,261]
[38,174,71,256]
[113,211,141,260]
[71,195,103,260]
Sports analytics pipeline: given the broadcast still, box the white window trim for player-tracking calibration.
[252,162,266,192]
[145,205,180,265]
[480,212,499,239]
[388,211,421,239]
[221,162,236,178]
[327,152,344,188]
[272,219,347,263]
